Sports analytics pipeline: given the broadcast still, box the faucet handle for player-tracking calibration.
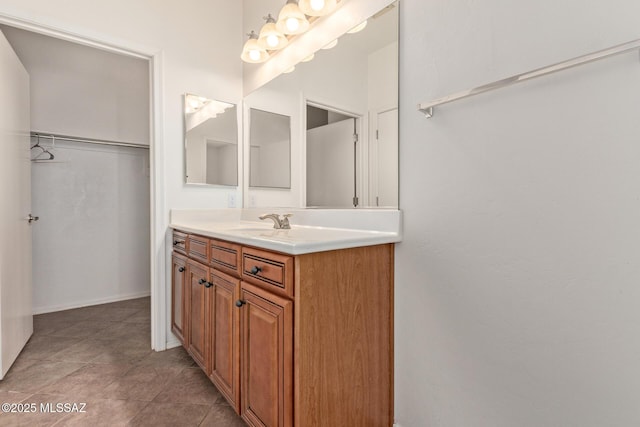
[280,213,292,229]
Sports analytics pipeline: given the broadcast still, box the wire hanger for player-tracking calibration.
[31,134,55,161]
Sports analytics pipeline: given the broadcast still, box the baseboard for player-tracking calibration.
[32,291,151,314]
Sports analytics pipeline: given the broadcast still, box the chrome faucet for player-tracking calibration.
[259,213,292,229]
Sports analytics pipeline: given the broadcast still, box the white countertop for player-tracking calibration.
[170,209,402,255]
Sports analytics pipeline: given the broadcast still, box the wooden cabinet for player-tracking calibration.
[171,253,187,345]
[240,282,293,427]
[186,258,209,371]
[208,268,241,411]
[172,230,394,427]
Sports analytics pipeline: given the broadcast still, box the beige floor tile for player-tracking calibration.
[108,298,150,310]
[152,367,222,407]
[128,402,209,427]
[0,394,71,427]
[52,397,148,426]
[38,363,132,400]
[21,336,83,361]
[94,365,175,401]
[200,404,247,427]
[47,339,112,364]
[46,321,116,339]
[0,361,85,394]
[0,390,32,404]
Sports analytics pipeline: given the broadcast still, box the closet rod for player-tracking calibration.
[31,132,149,150]
[418,38,640,118]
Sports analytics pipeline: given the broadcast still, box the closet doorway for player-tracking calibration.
[0,25,153,360]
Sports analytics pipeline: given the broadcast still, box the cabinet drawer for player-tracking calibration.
[242,247,293,299]
[210,239,241,278]
[172,231,187,255]
[188,235,209,264]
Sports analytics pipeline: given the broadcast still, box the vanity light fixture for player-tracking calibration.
[241,31,270,63]
[276,0,310,35]
[258,14,288,50]
[321,39,338,49]
[347,20,367,34]
[298,0,338,17]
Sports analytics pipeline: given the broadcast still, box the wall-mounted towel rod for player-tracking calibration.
[31,132,149,150]
[418,38,640,118]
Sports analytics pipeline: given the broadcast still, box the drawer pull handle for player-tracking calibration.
[178,267,185,272]
[235,300,246,307]
[173,240,181,246]
[198,278,206,285]
[205,282,213,288]
[250,266,262,275]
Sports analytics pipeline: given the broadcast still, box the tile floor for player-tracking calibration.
[0,297,245,426]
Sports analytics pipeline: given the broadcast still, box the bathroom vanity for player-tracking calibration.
[170,210,399,427]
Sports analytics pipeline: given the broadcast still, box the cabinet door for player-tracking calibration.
[187,259,209,371]
[239,282,293,427]
[209,269,240,412]
[171,253,187,345]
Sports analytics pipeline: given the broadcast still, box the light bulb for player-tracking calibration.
[266,34,280,48]
[249,49,261,61]
[286,17,300,32]
[310,0,325,11]
[284,66,295,73]
[302,53,315,62]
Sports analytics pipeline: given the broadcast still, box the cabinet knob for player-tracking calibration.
[173,240,180,246]
[250,266,262,275]
[198,278,206,285]
[178,267,185,272]
[235,300,246,307]
[205,282,213,288]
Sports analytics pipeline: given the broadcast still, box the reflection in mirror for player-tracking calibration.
[249,108,291,189]
[184,94,238,186]
[243,1,399,208]
[306,105,357,207]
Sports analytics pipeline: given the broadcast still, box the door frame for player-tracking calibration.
[0,14,167,351]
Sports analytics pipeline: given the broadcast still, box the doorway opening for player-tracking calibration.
[0,15,163,377]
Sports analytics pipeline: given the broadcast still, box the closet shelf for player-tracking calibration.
[418,38,640,118]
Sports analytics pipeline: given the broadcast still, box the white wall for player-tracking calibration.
[31,139,150,313]
[368,41,398,111]
[397,0,640,426]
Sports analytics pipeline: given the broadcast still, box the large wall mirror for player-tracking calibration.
[184,94,238,186]
[243,1,398,208]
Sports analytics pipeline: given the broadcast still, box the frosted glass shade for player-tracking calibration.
[276,1,310,35]
[258,17,288,50]
[241,33,269,63]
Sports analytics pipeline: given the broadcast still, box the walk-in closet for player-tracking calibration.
[1,26,151,318]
